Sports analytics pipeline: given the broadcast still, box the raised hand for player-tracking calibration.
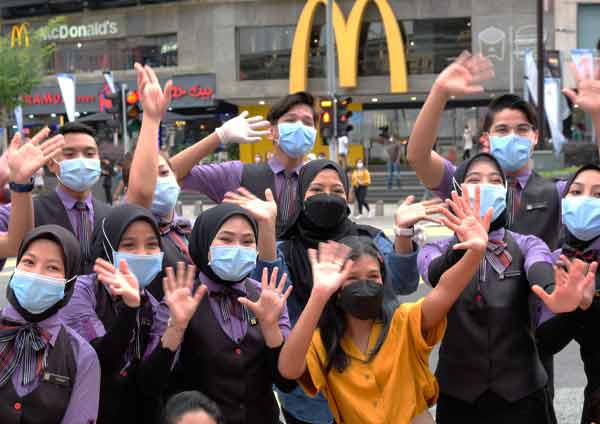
[94,258,141,308]
[308,241,353,299]
[224,187,277,224]
[163,262,206,328]
[238,267,292,327]
[433,51,495,99]
[8,129,64,184]
[532,256,598,314]
[215,111,271,144]
[135,62,172,121]
[395,195,445,229]
[437,185,492,253]
[563,58,600,116]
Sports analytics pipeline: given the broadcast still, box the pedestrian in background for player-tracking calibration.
[337,125,352,169]
[351,159,373,218]
[463,125,473,160]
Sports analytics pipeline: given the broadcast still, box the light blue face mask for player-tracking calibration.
[10,269,67,314]
[562,196,600,241]
[277,122,317,158]
[489,134,532,173]
[464,183,507,221]
[58,158,101,192]
[151,177,181,218]
[209,246,257,282]
[112,251,164,288]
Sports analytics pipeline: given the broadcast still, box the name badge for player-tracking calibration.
[525,201,548,211]
[42,372,71,387]
[499,270,521,280]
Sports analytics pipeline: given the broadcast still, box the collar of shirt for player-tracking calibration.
[269,155,302,176]
[489,228,505,242]
[2,304,61,347]
[508,167,532,190]
[56,185,93,211]
[591,237,600,253]
[199,272,247,295]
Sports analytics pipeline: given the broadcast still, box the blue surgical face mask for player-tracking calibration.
[277,122,317,158]
[151,177,181,218]
[58,158,101,192]
[10,269,66,314]
[112,251,164,288]
[209,246,257,282]
[562,196,600,241]
[489,134,532,173]
[465,183,507,221]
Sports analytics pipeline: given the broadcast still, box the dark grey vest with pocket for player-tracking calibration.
[510,171,560,250]
[0,325,76,424]
[436,231,547,403]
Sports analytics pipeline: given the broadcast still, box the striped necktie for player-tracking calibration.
[506,177,521,228]
[279,170,296,225]
[74,201,91,262]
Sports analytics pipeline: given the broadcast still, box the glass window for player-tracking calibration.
[49,34,177,73]
[237,17,471,80]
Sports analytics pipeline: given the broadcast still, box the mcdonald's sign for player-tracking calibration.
[10,23,30,48]
[289,0,407,94]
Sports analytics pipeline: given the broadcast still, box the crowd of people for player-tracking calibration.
[1,51,600,424]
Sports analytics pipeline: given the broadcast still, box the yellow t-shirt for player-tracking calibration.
[299,299,445,424]
[351,169,371,187]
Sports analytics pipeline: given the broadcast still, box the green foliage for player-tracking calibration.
[0,17,63,113]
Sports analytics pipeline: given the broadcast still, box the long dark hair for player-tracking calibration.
[318,236,400,374]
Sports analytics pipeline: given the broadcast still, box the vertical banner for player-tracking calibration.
[103,71,116,93]
[545,77,566,155]
[14,105,23,133]
[524,49,538,104]
[571,49,595,79]
[56,73,76,122]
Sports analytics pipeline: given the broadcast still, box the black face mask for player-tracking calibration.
[303,193,348,229]
[337,280,383,320]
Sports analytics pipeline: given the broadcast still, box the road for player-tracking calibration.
[0,205,587,423]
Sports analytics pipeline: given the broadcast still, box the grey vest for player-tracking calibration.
[436,231,547,402]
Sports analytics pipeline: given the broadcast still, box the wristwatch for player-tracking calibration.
[394,226,414,238]
[9,179,34,193]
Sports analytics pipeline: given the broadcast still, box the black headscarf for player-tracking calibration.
[7,225,82,322]
[189,203,258,286]
[280,159,378,307]
[90,203,163,263]
[560,164,600,252]
[452,152,507,233]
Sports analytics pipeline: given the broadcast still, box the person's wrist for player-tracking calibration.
[432,82,452,100]
[167,316,188,332]
[215,126,226,143]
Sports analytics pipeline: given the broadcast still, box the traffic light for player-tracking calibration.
[126,90,141,137]
[319,97,334,142]
[105,89,123,116]
[337,96,353,137]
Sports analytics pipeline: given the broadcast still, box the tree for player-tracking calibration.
[0,17,62,150]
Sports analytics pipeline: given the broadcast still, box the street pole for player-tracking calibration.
[536,0,546,148]
[326,0,337,161]
[121,83,129,154]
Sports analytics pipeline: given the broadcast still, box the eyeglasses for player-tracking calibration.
[490,124,535,137]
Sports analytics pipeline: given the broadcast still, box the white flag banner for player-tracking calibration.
[103,71,116,93]
[524,49,538,104]
[545,77,566,155]
[14,105,23,133]
[571,49,595,80]
[57,73,76,122]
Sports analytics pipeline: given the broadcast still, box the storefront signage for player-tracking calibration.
[10,23,30,48]
[289,0,408,93]
[43,20,119,41]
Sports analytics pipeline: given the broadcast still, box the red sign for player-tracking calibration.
[169,84,214,99]
[21,93,96,106]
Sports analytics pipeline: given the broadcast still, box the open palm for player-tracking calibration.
[8,129,64,184]
[309,241,353,299]
[135,62,172,121]
[434,51,494,98]
[224,187,277,224]
[94,258,141,308]
[563,60,600,115]
[163,262,206,328]
[238,267,292,327]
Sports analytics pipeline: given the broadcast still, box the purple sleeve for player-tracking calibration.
[417,238,453,285]
[181,161,243,203]
[278,303,292,339]
[59,275,106,341]
[0,203,12,271]
[510,232,554,273]
[61,327,100,424]
[143,297,170,360]
[430,159,456,200]
[556,180,568,198]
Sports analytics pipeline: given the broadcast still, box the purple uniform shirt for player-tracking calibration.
[58,274,169,362]
[432,158,567,200]
[0,186,95,271]
[417,228,554,285]
[200,272,291,343]
[2,304,100,424]
[182,156,302,204]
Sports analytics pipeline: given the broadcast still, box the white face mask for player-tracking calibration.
[357,162,364,169]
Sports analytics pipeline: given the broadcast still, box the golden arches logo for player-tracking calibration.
[289,0,407,94]
[10,23,30,48]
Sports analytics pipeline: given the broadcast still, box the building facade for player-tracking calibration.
[1,0,559,162]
